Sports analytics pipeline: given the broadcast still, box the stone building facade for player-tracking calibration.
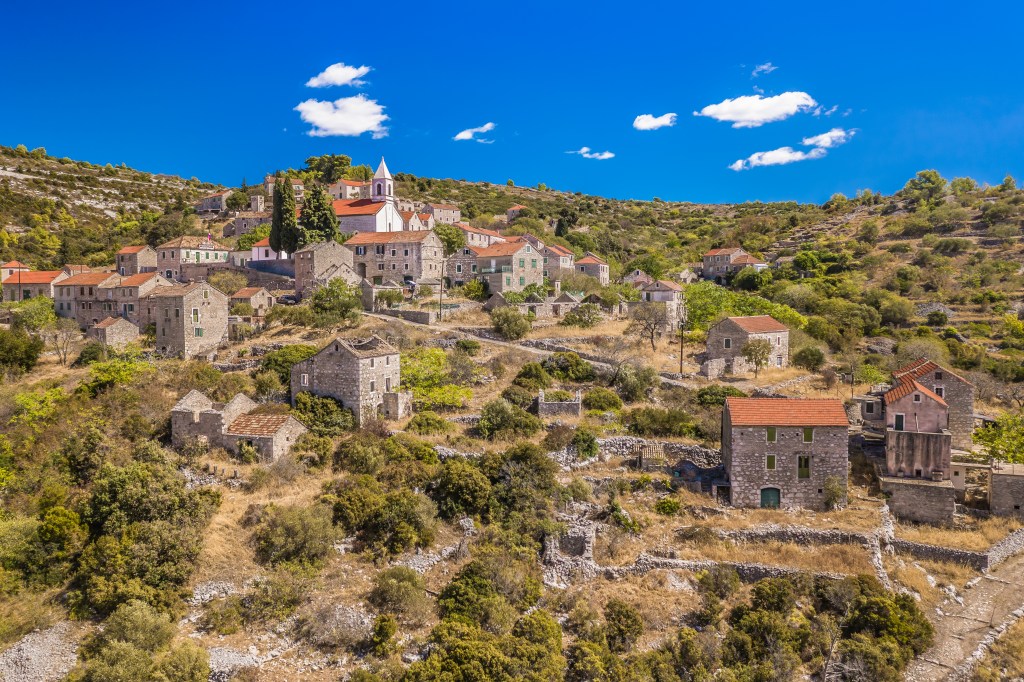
[53,272,121,328]
[893,358,975,450]
[881,478,956,525]
[704,316,789,376]
[290,335,412,426]
[990,463,1024,518]
[475,241,544,294]
[116,245,157,275]
[702,247,767,283]
[230,287,275,317]
[293,240,359,299]
[722,397,850,510]
[576,253,610,285]
[537,389,583,417]
[344,230,444,283]
[150,282,229,359]
[2,270,69,301]
[88,317,140,348]
[425,203,460,224]
[171,390,305,462]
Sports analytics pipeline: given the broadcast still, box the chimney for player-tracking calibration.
[553,279,561,295]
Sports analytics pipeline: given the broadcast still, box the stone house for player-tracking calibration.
[156,236,230,280]
[2,269,69,302]
[250,237,286,262]
[893,358,974,450]
[223,211,271,238]
[704,316,789,376]
[118,272,173,329]
[53,272,122,328]
[543,243,575,280]
[149,282,229,359]
[447,245,482,286]
[230,287,275,316]
[576,252,610,285]
[115,245,157,276]
[293,240,359,299]
[475,240,544,294]
[1,260,30,283]
[290,335,412,426]
[702,247,767,283]
[327,178,370,200]
[196,191,229,214]
[722,397,850,510]
[400,211,426,231]
[623,269,655,287]
[506,204,527,222]
[264,176,305,203]
[455,222,505,249]
[88,317,140,348]
[882,376,951,480]
[344,230,444,284]
[990,463,1024,518]
[171,390,305,462]
[424,202,460,224]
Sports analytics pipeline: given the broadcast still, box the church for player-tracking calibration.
[332,158,407,233]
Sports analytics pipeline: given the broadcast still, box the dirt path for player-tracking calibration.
[905,551,1024,681]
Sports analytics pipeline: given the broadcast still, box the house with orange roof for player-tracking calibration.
[230,286,275,317]
[343,230,444,284]
[331,159,407,234]
[722,397,849,509]
[327,178,370,200]
[156,236,229,280]
[249,236,288,262]
[702,247,767,283]
[475,240,543,293]
[88,316,140,348]
[506,204,527,222]
[704,316,789,377]
[454,222,505,249]
[424,202,460,225]
[1,269,69,302]
[116,245,157,276]
[576,252,609,285]
[53,272,122,328]
[114,271,173,328]
[1,260,30,283]
[149,282,229,359]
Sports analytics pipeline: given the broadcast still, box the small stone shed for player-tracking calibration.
[88,316,139,348]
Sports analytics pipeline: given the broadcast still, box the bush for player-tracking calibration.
[571,428,599,460]
[491,308,531,340]
[824,475,847,510]
[432,459,492,519]
[613,363,658,402]
[695,385,747,407]
[926,311,948,327]
[260,344,318,384]
[500,384,536,410]
[0,328,45,375]
[793,346,826,372]
[406,411,453,436]
[367,567,432,624]
[477,400,543,440]
[72,341,108,368]
[292,393,353,437]
[582,387,623,411]
[654,497,681,515]
[542,352,595,382]
[250,504,336,567]
[603,599,644,653]
[513,362,552,390]
[370,614,398,656]
[697,565,740,599]
[455,338,481,355]
[624,407,701,438]
[561,304,602,328]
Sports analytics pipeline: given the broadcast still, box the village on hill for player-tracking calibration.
[2,145,1024,682]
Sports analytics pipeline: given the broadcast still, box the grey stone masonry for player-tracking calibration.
[880,476,956,525]
[171,391,305,462]
[537,389,583,417]
[290,335,412,426]
[150,282,229,359]
[704,316,789,377]
[990,463,1024,518]
[892,359,975,450]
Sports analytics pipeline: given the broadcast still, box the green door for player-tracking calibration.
[760,488,781,509]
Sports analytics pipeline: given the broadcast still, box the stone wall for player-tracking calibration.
[537,389,582,417]
[885,428,952,479]
[290,341,402,426]
[881,477,956,524]
[378,308,438,325]
[990,471,1024,518]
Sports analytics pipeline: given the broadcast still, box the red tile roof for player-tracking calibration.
[577,253,607,266]
[253,237,271,247]
[705,247,745,256]
[417,213,432,222]
[226,413,297,437]
[2,270,65,285]
[345,230,436,245]
[893,358,971,386]
[333,199,385,216]
[726,315,788,334]
[474,241,529,258]
[55,272,118,287]
[93,316,130,329]
[399,210,415,222]
[455,223,503,238]
[646,279,683,291]
[231,287,266,298]
[726,397,850,427]
[884,377,948,407]
[157,236,227,250]
[507,204,527,211]
[2,260,28,268]
[732,254,766,265]
[546,244,574,257]
[429,203,458,211]
[116,272,161,287]
[117,245,151,255]
[339,179,368,187]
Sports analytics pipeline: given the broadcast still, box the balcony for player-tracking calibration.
[478,265,512,274]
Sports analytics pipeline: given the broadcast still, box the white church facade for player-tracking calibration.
[333,159,407,233]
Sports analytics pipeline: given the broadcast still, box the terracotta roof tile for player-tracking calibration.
[726,397,849,427]
[93,316,132,329]
[705,247,745,256]
[893,358,971,387]
[474,241,528,258]
[226,413,297,436]
[3,271,67,285]
[116,272,161,287]
[55,272,118,287]
[231,287,265,298]
[884,376,948,407]
[117,245,151,255]
[2,261,28,268]
[732,254,766,265]
[332,199,385,216]
[577,253,607,265]
[507,204,527,211]
[253,237,271,247]
[429,203,458,210]
[725,315,788,334]
[645,279,683,291]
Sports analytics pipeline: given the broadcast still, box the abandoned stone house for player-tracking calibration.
[230,287,275,317]
[293,240,359,300]
[893,358,974,450]
[222,211,271,238]
[424,202,460,225]
[290,335,412,426]
[344,230,444,284]
[702,247,768,283]
[171,390,306,462]
[576,252,610,285]
[88,316,140,348]
[483,291,582,319]
[115,245,157,276]
[156,236,230,281]
[149,282,229,359]
[721,397,850,510]
[704,316,789,377]
[543,243,576,280]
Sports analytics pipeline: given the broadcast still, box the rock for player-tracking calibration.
[0,623,79,682]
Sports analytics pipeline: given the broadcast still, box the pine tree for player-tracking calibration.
[271,175,298,254]
[298,185,338,247]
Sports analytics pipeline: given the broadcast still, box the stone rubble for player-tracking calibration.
[0,623,79,682]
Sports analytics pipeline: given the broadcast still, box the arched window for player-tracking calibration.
[376,183,382,194]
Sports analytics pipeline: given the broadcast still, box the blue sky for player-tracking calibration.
[2,0,1022,204]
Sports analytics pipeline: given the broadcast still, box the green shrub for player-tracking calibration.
[545,389,574,402]
[613,364,658,402]
[824,475,847,510]
[455,339,481,356]
[571,428,599,460]
[292,393,354,437]
[477,400,543,440]
[72,341,108,368]
[368,567,432,625]
[370,614,398,656]
[603,599,644,653]
[250,504,336,567]
[582,387,623,411]
[513,362,552,390]
[654,497,681,515]
[500,384,536,410]
[542,352,595,382]
[695,385,747,407]
[561,303,602,328]
[793,346,826,372]
[406,411,453,435]
[624,407,701,438]
[432,459,492,520]
[260,344,318,384]
[491,308,532,340]
[697,565,740,599]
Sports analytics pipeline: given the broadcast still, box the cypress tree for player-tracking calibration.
[298,185,338,247]
[270,174,284,253]
[273,176,299,254]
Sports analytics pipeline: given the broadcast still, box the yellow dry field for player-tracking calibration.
[895,516,1024,551]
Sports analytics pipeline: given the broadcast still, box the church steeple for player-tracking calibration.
[371,157,393,204]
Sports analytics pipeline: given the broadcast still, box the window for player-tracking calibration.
[203,289,209,299]
[456,264,462,273]
[865,402,875,414]
[404,249,409,256]
[519,258,525,267]
[913,393,921,403]
[192,308,200,323]
[391,249,397,257]
[798,456,810,479]
[356,246,366,256]
[531,259,537,268]
[194,328,203,337]
[894,414,905,431]
[519,276,525,286]
[802,428,813,443]
[935,371,943,380]
[723,338,732,349]
[505,277,511,286]
[766,454,776,470]
[766,427,777,443]
[370,380,376,392]
[934,386,944,398]
[386,377,392,391]
[378,264,384,271]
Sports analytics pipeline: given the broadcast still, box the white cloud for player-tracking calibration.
[801,127,855,149]
[293,94,389,138]
[305,63,371,88]
[751,62,777,77]
[694,91,817,128]
[568,146,615,160]
[633,113,677,131]
[454,122,496,143]
[729,146,827,171]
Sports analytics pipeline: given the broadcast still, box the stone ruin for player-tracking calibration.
[537,389,583,417]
